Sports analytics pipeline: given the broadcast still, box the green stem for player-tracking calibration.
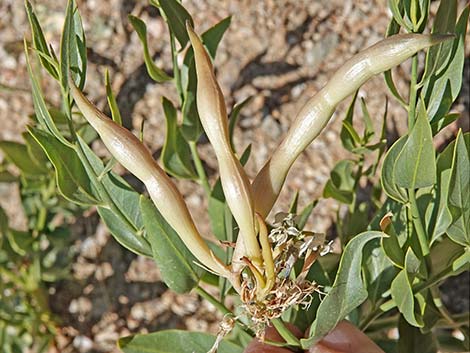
[359,300,386,331]
[189,141,211,195]
[271,318,301,347]
[407,55,418,129]
[408,188,430,256]
[195,286,255,337]
[378,261,461,314]
[195,286,231,316]
[170,34,183,104]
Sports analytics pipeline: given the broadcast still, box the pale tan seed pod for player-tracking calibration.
[252,34,453,217]
[69,78,230,278]
[187,25,262,265]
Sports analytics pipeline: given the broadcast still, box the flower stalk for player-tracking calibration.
[251,33,453,217]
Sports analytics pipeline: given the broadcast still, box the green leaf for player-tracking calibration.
[422,0,457,82]
[140,196,202,293]
[297,200,318,230]
[340,92,359,152]
[76,136,152,257]
[25,1,59,79]
[128,15,172,82]
[158,0,194,48]
[388,0,414,31]
[60,0,87,90]
[428,135,468,242]
[447,130,470,246]
[0,141,48,176]
[288,191,299,214]
[422,6,469,123]
[429,236,464,276]
[181,59,203,141]
[228,96,252,152]
[161,97,197,179]
[381,216,405,269]
[364,241,397,307]
[395,100,436,189]
[381,136,408,203]
[25,42,71,147]
[118,330,242,353]
[105,70,122,125]
[201,16,232,59]
[390,248,424,327]
[398,316,438,353]
[430,113,459,136]
[323,160,355,204]
[28,127,99,205]
[360,97,375,144]
[301,231,384,348]
[6,229,34,257]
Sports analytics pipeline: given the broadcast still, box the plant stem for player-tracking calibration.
[189,141,211,195]
[408,188,430,256]
[407,55,418,129]
[377,261,461,314]
[195,286,255,337]
[359,300,386,331]
[271,318,301,347]
[195,286,231,316]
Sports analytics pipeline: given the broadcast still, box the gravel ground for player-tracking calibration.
[0,1,469,352]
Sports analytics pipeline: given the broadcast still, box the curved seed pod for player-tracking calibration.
[187,25,262,265]
[252,34,453,217]
[68,78,230,278]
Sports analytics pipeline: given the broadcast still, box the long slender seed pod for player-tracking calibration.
[187,25,262,265]
[68,78,230,278]
[252,34,453,217]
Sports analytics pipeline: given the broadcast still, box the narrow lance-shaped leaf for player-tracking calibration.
[252,34,451,218]
[60,0,87,91]
[446,130,470,246]
[158,0,194,48]
[0,141,48,176]
[422,6,469,123]
[390,248,424,328]
[395,99,436,189]
[24,41,71,147]
[25,1,59,79]
[228,96,252,152]
[118,330,243,353]
[421,0,457,82]
[381,136,408,203]
[201,16,232,59]
[340,91,360,152]
[28,127,100,206]
[161,96,197,179]
[76,136,152,257]
[105,70,122,125]
[128,15,172,82]
[301,231,385,348]
[140,196,202,293]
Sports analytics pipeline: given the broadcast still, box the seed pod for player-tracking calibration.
[187,25,262,265]
[252,34,453,217]
[69,78,229,277]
